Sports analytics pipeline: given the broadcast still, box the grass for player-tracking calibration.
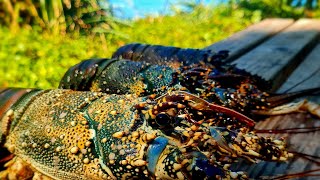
[0,4,258,89]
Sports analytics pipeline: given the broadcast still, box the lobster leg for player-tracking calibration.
[0,156,35,180]
[0,156,54,180]
[252,88,320,117]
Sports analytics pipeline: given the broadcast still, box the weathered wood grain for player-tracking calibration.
[232,19,320,91]
[262,42,320,180]
[277,43,320,94]
[227,19,320,179]
[204,18,294,61]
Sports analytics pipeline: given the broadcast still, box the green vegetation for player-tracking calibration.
[1,0,320,89]
[0,28,115,88]
[0,0,124,35]
[120,4,258,48]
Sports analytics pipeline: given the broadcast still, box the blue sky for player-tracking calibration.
[108,0,314,19]
[109,0,217,19]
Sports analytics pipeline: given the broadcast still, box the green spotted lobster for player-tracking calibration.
[60,44,320,118]
[0,44,320,180]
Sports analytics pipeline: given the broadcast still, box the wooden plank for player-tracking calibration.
[277,43,320,95]
[272,43,320,179]
[234,40,320,180]
[230,20,320,179]
[232,19,320,91]
[203,18,294,61]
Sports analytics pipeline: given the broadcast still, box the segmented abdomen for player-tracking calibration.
[59,59,176,96]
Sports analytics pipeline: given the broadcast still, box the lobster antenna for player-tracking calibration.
[269,168,320,180]
[255,126,320,134]
[260,154,320,180]
[266,87,320,107]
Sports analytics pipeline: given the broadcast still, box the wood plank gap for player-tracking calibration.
[277,42,320,93]
[231,19,320,92]
[203,18,294,62]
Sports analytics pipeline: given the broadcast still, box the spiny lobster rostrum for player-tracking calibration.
[0,44,320,180]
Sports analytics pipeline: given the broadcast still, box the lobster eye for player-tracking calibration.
[155,113,173,127]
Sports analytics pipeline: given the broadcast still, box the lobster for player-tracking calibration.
[59,57,320,119]
[0,88,292,179]
[0,43,320,179]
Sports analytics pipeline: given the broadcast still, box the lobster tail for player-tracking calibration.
[112,43,271,90]
[59,58,176,96]
[112,43,229,66]
[59,58,115,91]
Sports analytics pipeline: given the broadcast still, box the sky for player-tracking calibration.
[108,0,314,19]
[109,0,217,19]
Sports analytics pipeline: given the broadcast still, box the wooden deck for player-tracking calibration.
[205,18,320,179]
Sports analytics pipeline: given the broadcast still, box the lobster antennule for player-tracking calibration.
[152,91,256,128]
[175,91,256,127]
